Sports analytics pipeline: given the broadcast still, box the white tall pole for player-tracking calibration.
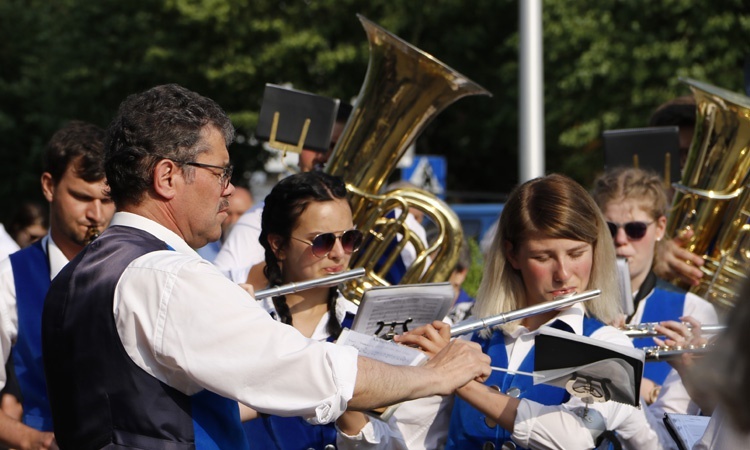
[519,0,545,182]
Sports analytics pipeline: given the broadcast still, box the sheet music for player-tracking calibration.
[337,329,427,366]
[664,413,710,450]
[350,282,454,336]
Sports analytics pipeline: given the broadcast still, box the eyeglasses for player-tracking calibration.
[183,161,234,190]
[291,229,364,258]
[158,155,234,191]
[606,220,655,241]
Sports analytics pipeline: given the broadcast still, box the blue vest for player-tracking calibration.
[42,226,248,449]
[446,317,605,450]
[632,287,686,385]
[9,240,53,431]
[242,312,355,449]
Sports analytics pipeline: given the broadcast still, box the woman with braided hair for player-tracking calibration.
[241,171,407,449]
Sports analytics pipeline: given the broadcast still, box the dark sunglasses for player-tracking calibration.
[606,220,654,241]
[291,229,364,258]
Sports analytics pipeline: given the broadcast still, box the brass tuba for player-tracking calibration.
[665,78,750,310]
[326,15,491,301]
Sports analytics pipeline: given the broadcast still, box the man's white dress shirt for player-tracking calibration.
[106,212,359,424]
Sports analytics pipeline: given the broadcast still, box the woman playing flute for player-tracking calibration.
[591,168,717,404]
[241,171,407,449]
[399,174,660,449]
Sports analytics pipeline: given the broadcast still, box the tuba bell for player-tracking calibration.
[326,15,491,301]
[665,78,750,310]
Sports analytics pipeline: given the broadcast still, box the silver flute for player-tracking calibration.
[254,268,366,300]
[644,344,712,361]
[622,323,725,338]
[450,289,601,337]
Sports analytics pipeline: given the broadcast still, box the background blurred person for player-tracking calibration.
[652,279,750,448]
[0,120,113,450]
[7,202,48,249]
[445,237,475,325]
[196,185,253,261]
[214,101,352,283]
[647,95,707,288]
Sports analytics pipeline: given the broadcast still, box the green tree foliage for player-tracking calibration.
[0,0,748,221]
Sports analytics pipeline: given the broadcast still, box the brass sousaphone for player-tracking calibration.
[666,78,750,310]
[326,16,491,301]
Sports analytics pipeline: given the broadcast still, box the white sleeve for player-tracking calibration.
[114,251,359,424]
[336,395,453,450]
[336,416,407,450]
[682,293,718,325]
[512,326,663,450]
[0,257,17,391]
[212,206,265,283]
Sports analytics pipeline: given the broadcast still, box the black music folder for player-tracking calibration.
[603,126,681,184]
[255,84,340,153]
[534,326,644,407]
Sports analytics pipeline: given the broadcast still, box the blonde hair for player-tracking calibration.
[590,167,668,220]
[474,174,622,337]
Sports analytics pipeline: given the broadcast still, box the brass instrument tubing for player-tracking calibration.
[449,290,601,337]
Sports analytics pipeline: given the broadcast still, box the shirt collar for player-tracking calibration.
[109,212,198,256]
[43,234,69,279]
[507,301,586,338]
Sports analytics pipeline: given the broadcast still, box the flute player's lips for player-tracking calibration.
[550,287,576,298]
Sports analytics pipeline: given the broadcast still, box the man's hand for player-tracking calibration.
[0,410,58,450]
[653,231,704,287]
[0,394,22,421]
[394,320,451,358]
[396,321,491,395]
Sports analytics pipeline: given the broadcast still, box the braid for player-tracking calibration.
[325,287,343,339]
[260,172,350,332]
[264,241,293,326]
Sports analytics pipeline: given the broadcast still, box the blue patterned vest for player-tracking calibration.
[446,317,606,450]
[9,240,53,431]
[632,287,686,385]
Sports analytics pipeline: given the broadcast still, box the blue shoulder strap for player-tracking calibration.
[9,240,53,431]
[635,288,686,384]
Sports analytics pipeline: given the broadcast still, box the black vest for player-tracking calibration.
[42,226,196,449]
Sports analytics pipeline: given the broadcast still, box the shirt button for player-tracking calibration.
[506,387,521,398]
[483,442,495,450]
[502,442,517,450]
[324,445,336,450]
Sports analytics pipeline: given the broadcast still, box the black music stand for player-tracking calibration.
[603,126,681,187]
[255,84,340,155]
